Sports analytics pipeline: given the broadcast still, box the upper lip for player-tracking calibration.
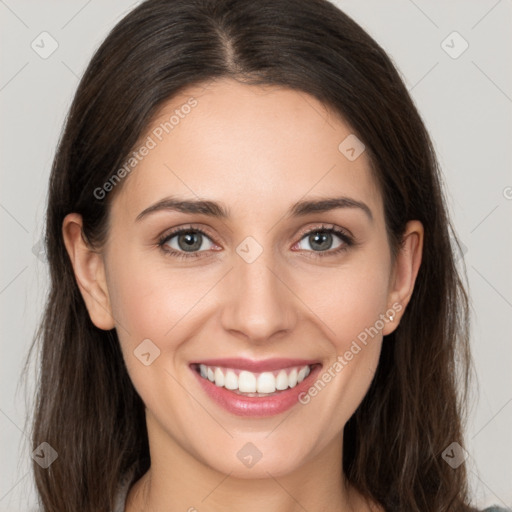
[190,357,321,373]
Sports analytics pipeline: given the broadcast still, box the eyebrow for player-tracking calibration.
[135,195,373,223]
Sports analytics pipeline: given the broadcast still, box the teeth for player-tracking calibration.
[257,372,276,393]
[197,363,313,394]
[224,369,238,390]
[238,371,257,392]
[275,370,288,390]
[214,367,224,387]
[288,368,298,387]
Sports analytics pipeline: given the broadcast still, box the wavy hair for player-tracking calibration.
[26,0,476,510]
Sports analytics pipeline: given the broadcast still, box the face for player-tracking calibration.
[67,78,422,479]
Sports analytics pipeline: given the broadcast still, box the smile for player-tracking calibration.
[190,360,323,417]
[196,363,312,396]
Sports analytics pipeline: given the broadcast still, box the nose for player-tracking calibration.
[220,245,298,344]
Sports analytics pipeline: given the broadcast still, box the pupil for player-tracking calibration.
[179,232,202,251]
[311,232,331,251]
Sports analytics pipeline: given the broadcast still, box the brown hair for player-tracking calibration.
[26,0,477,510]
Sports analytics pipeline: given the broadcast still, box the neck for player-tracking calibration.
[125,412,377,512]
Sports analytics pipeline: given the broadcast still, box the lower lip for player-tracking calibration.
[191,364,322,417]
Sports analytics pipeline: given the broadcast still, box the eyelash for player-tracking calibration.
[157,223,356,261]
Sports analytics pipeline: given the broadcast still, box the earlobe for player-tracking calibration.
[382,220,424,336]
[62,213,116,331]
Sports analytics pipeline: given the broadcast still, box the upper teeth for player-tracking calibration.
[198,364,312,393]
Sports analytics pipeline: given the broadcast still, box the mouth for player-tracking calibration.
[189,359,323,417]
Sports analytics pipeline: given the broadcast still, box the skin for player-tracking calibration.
[62,78,423,511]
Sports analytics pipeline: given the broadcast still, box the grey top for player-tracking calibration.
[113,467,136,512]
[113,473,510,512]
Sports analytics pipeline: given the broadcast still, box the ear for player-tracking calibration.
[382,220,424,336]
[62,213,116,331]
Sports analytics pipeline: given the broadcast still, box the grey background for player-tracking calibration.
[1,0,511,510]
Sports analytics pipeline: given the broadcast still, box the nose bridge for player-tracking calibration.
[220,237,296,342]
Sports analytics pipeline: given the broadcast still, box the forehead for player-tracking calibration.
[111,78,383,224]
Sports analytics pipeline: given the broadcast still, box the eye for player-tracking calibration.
[293,224,354,258]
[157,223,356,260]
[158,226,216,260]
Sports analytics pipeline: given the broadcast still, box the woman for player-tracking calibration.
[27,0,509,510]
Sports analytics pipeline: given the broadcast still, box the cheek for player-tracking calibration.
[296,272,388,431]
[300,257,391,348]
[105,253,185,407]
[106,245,202,340]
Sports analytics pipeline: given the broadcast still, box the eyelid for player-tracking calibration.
[295,222,354,241]
[158,223,218,245]
[157,222,356,259]
[158,222,352,243]
[157,224,218,253]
